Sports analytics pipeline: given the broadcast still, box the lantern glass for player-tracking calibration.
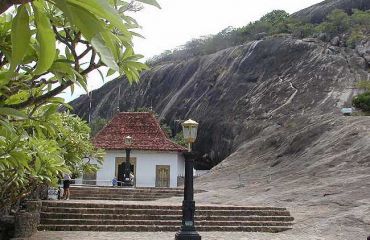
[125,136,133,146]
[183,127,191,141]
[190,126,198,142]
[182,119,198,143]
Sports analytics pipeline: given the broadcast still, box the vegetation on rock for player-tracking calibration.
[147,9,370,65]
[353,92,370,112]
[352,81,370,112]
[89,117,108,137]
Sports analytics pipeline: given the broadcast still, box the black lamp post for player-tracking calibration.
[175,119,201,240]
[123,136,133,186]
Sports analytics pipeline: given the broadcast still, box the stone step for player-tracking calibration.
[70,194,182,199]
[69,187,203,194]
[71,185,185,191]
[38,224,292,232]
[42,202,287,211]
[39,200,293,233]
[68,190,184,201]
[41,207,291,216]
[69,190,184,195]
[40,218,292,227]
[67,186,204,201]
[40,212,294,222]
[69,196,159,201]
[70,192,183,196]
[69,187,187,193]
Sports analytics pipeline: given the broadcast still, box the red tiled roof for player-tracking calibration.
[93,112,187,152]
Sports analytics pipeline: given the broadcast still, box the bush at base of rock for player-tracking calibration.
[353,92,370,112]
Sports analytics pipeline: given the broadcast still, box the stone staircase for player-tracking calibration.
[69,185,189,201]
[39,201,294,232]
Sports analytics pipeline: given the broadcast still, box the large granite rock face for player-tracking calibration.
[71,36,369,169]
[292,0,370,23]
[192,115,370,239]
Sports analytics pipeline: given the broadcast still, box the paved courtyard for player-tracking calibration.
[29,231,316,240]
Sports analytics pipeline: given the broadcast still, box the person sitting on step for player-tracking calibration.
[112,177,118,187]
[130,172,135,185]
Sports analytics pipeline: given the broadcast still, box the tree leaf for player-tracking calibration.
[46,97,65,104]
[91,34,119,71]
[10,5,31,71]
[67,0,131,37]
[106,68,116,77]
[54,1,100,41]
[0,107,28,118]
[96,68,105,82]
[43,104,59,118]
[135,0,161,9]
[32,1,56,75]
[50,61,74,76]
[0,72,12,87]
[130,31,145,39]
[4,91,30,105]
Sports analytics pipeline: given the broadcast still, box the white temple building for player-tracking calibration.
[78,112,187,188]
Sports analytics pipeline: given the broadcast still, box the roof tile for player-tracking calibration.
[93,112,187,152]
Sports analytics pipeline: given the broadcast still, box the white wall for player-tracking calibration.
[177,153,185,176]
[94,150,184,188]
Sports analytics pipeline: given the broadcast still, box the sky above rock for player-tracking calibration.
[63,0,323,101]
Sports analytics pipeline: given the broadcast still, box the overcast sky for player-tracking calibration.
[62,0,323,101]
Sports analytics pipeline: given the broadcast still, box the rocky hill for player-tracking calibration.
[71,35,370,168]
[293,0,370,23]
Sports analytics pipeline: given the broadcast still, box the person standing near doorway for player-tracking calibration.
[63,173,71,200]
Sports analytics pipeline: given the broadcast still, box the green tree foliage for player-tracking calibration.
[171,130,187,147]
[351,9,370,30]
[353,92,370,112]
[347,10,370,47]
[0,108,104,209]
[260,10,290,25]
[289,19,315,38]
[147,9,370,65]
[89,117,108,137]
[0,0,159,210]
[356,80,370,91]
[0,0,158,112]
[316,9,351,37]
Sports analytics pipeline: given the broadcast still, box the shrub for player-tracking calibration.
[356,81,370,91]
[351,9,370,31]
[347,27,365,48]
[353,92,370,112]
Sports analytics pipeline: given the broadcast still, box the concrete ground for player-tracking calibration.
[29,231,323,240]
